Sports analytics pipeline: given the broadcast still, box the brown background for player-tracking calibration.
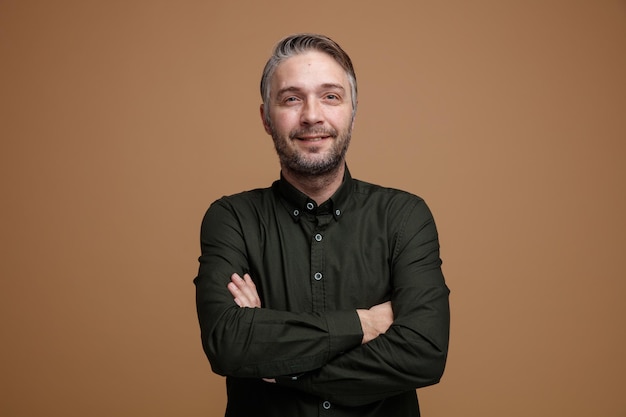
[1,1,625,416]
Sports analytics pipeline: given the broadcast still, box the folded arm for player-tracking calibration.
[228,272,394,345]
[195,199,365,378]
[195,195,449,405]
[275,199,450,406]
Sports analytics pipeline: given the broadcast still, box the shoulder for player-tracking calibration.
[352,178,426,208]
[201,185,276,228]
[210,185,275,210]
[350,178,436,228]
[218,187,271,204]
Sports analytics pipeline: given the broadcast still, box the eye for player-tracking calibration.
[323,93,343,105]
[283,96,300,104]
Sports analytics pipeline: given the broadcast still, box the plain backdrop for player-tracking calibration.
[1,1,625,416]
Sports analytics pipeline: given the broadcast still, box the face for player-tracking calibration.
[261,51,355,177]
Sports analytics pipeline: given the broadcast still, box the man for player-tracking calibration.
[195,33,450,416]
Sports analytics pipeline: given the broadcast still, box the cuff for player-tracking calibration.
[325,309,363,358]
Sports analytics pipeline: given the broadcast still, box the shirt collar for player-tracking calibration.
[273,165,353,222]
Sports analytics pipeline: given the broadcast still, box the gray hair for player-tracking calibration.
[260,33,358,125]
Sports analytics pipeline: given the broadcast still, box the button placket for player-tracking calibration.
[310,228,325,313]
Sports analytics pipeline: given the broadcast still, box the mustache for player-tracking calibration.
[289,127,337,139]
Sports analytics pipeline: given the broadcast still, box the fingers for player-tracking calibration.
[371,300,394,330]
[357,301,394,344]
[371,300,393,317]
[227,273,261,308]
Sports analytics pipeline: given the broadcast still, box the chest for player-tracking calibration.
[244,212,393,312]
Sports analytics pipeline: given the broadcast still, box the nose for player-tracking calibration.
[300,99,323,125]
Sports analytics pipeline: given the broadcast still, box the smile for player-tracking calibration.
[296,136,330,141]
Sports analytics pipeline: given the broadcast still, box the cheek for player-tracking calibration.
[328,109,354,129]
[270,110,298,132]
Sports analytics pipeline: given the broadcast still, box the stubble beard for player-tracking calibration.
[270,124,352,177]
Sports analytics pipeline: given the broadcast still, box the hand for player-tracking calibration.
[356,301,393,344]
[227,273,261,308]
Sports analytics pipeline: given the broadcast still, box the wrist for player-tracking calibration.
[356,309,371,344]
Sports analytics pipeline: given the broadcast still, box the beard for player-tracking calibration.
[270,124,352,176]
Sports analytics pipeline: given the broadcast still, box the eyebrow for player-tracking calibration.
[275,83,346,98]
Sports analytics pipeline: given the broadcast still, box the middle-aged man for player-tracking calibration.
[194,33,450,416]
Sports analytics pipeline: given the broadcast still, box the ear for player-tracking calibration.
[260,104,272,135]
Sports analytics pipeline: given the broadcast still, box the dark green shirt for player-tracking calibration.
[194,167,450,417]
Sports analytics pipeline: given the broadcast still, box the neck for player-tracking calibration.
[281,163,345,205]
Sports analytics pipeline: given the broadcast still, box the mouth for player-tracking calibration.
[296,135,331,141]
[290,127,336,142]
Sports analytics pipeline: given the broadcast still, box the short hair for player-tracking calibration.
[260,33,358,125]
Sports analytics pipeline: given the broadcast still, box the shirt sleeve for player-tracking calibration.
[194,198,364,378]
[278,197,450,407]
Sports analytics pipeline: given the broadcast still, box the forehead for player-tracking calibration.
[271,50,350,94]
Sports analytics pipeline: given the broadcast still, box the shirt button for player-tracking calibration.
[306,202,315,211]
[335,209,341,216]
[322,401,331,410]
[293,209,299,216]
[314,233,323,242]
[314,272,322,281]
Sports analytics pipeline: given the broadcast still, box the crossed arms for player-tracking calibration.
[194,195,450,406]
[228,272,394,345]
